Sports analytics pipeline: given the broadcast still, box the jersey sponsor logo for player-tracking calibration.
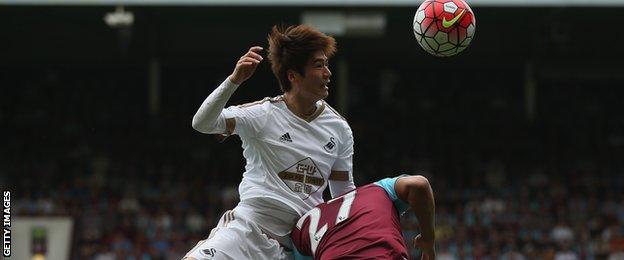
[279,132,293,142]
[278,157,325,199]
[323,137,336,152]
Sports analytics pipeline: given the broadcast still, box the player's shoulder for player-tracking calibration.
[322,100,348,123]
[237,96,283,109]
[230,96,283,115]
[320,102,353,144]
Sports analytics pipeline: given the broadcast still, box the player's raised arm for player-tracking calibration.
[395,175,436,260]
[191,46,263,134]
[228,46,263,85]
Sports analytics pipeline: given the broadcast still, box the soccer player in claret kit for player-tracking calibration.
[184,24,355,260]
[292,175,436,260]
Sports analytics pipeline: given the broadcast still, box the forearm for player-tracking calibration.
[407,178,435,242]
[191,77,239,133]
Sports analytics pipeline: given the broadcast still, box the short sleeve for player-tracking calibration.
[374,175,410,215]
[331,125,354,172]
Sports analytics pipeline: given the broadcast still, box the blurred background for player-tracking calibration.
[2,0,624,259]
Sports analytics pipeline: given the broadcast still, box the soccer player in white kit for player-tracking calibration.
[183,24,355,260]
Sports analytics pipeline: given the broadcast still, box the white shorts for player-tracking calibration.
[184,209,292,260]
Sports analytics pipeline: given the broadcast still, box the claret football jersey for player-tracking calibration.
[291,178,410,259]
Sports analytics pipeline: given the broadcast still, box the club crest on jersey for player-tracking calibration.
[323,137,336,152]
[278,157,325,200]
[202,248,216,258]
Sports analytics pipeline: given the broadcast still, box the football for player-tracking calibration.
[413,0,476,57]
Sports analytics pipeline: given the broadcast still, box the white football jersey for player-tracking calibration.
[221,96,354,235]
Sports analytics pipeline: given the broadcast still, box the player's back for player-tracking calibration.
[291,183,408,259]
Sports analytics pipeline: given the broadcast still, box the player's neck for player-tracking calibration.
[283,92,317,119]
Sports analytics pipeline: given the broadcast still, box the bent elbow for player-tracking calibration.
[191,116,207,133]
[407,175,431,193]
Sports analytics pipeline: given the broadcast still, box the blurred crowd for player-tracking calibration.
[404,165,624,259]
[10,151,624,259]
[4,67,624,259]
[9,138,624,260]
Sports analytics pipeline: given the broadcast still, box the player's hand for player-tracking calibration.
[414,234,436,260]
[229,46,263,85]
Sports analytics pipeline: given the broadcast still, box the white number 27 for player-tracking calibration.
[295,190,357,255]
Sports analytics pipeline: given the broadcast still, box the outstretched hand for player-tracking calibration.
[414,234,436,260]
[229,46,264,85]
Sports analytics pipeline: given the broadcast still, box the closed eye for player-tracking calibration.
[315,62,329,68]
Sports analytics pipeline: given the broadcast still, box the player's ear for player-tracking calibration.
[287,69,298,84]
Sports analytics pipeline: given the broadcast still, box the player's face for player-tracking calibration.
[294,51,332,101]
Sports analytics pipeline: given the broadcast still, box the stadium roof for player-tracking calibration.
[2,0,624,6]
